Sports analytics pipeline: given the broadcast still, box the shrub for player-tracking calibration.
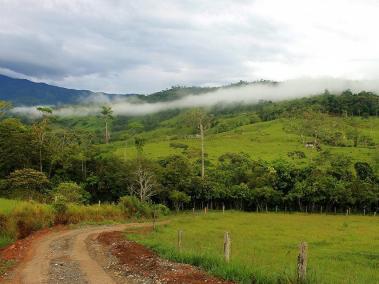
[169,142,189,150]
[119,196,152,218]
[53,182,89,204]
[152,204,170,217]
[52,200,69,225]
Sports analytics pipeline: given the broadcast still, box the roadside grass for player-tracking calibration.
[0,198,22,214]
[128,211,379,284]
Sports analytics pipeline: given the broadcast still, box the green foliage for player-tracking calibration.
[53,182,89,204]
[52,199,69,224]
[119,195,153,218]
[6,168,50,201]
[169,190,191,212]
[169,142,189,150]
[152,204,170,217]
[134,136,146,153]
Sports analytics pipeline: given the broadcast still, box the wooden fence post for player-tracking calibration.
[297,242,308,283]
[177,230,183,252]
[222,204,225,214]
[192,207,195,214]
[153,209,156,231]
[374,211,377,216]
[275,205,278,213]
[224,232,231,263]
[98,200,101,207]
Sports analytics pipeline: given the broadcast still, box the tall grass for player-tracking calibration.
[0,198,156,249]
[129,211,379,284]
[66,204,125,224]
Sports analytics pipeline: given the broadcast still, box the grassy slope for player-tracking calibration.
[129,212,379,283]
[106,117,379,167]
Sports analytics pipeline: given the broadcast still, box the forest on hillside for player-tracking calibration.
[0,91,378,213]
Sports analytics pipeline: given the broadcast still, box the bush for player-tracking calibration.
[52,200,69,225]
[169,142,189,150]
[53,182,89,204]
[119,196,153,218]
[152,204,170,217]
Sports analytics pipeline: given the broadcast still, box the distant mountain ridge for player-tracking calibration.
[0,74,275,106]
[0,74,96,106]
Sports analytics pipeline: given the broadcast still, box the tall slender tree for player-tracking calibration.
[101,106,113,144]
[33,107,53,172]
[186,108,211,179]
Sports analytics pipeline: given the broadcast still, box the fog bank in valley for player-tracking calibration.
[11,78,379,118]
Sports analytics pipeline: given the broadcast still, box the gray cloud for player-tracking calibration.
[1,0,379,93]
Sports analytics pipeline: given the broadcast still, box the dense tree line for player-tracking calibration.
[0,113,378,213]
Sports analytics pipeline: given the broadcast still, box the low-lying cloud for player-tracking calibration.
[11,77,379,118]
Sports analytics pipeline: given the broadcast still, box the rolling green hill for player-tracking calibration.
[103,116,379,168]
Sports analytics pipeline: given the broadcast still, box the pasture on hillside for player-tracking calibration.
[109,117,379,167]
[129,211,379,283]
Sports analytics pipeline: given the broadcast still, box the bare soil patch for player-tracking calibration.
[97,230,234,284]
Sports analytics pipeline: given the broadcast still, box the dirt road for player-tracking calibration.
[1,222,232,284]
[3,223,148,284]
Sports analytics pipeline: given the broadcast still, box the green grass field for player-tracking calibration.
[129,211,379,283]
[106,117,379,168]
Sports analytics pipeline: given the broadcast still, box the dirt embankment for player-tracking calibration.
[95,230,233,284]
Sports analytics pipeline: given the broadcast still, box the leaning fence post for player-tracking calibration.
[297,242,308,283]
[177,230,183,252]
[224,231,231,263]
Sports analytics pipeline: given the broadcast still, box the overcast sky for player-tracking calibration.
[1,0,379,94]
